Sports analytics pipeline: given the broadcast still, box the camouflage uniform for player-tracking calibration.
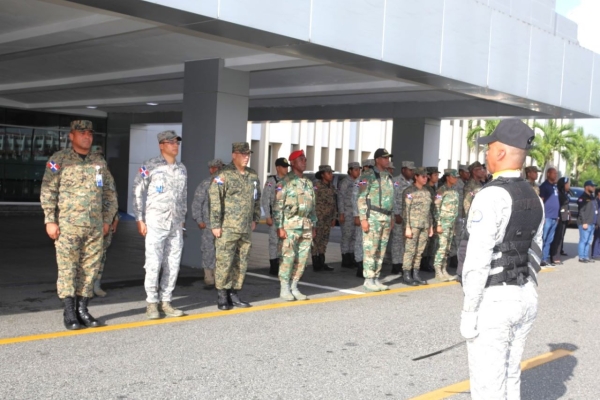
[209,163,261,290]
[261,174,284,260]
[353,181,363,262]
[133,152,187,304]
[273,172,317,283]
[311,175,337,257]
[357,167,394,279]
[528,181,540,196]
[433,176,460,279]
[41,147,118,299]
[192,176,216,270]
[391,172,413,265]
[337,173,358,257]
[463,178,483,217]
[402,180,434,272]
[451,176,467,256]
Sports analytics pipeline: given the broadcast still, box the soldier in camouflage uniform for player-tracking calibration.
[209,142,261,310]
[311,165,337,272]
[41,120,118,330]
[525,166,541,196]
[337,161,361,268]
[357,149,395,292]
[422,166,441,271]
[354,159,375,277]
[450,165,470,261]
[261,157,290,276]
[402,167,434,286]
[273,150,316,301]
[463,161,485,217]
[390,161,415,274]
[192,158,224,289]
[433,169,460,281]
[133,130,187,320]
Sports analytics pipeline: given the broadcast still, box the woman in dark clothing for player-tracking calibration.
[592,188,600,258]
[550,177,571,265]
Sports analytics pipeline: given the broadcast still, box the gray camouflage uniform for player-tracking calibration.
[261,175,283,260]
[338,175,358,255]
[192,176,216,270]
[133,154,187,303]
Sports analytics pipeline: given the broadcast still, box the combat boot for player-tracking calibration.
[228,290,251,308]
[321,254,334,271]
[349,253,356,268]
[93,274,107,297]
[146,302,160,319]
[391,263,403,274]
[434,265,445,282]
[160,301,184,317]
[217,290,232,310]
[413,270,428,285]
[363,278,380,292]
[269,259,279,276]
[356,261,364,278]
[312,255,322,272]
[341,253,353,268]
[290,280,308,301]
[442,267,457,281]
[203,268,215,289]
[374,278,389,291]
[280,281,295,301]
[62,297,81,330]
[403,270,418,286]
[76,296,101,327]
[420,257,434,272]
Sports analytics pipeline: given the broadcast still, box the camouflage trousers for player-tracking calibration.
[268,224,278,260]
[97,227,113,278]
[403,227,429,271]
[279,228,312,282]
[340,217,356,254]
[362,218,392,279]
[450,218,464,257]
[312,219,332,255]
[201,228,216,270]
[433,223,455,268]
[55,224,103,299]
[354,226,363,262]
[143,224,183,303]
[215,230,251,290]
[390,222,405,264]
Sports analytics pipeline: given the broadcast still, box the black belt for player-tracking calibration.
[369,205,392,216]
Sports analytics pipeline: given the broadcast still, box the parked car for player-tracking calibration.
[568,187,584,224]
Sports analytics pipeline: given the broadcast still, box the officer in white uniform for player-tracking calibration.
[460,119,544,400]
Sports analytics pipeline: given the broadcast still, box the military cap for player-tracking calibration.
[232,142,252,154]
[414,167,428,176]
[458,164,469,172]
[524,166,541,173]
[374,148,392,158]
[401,161,415,169]
[157,130,181,143]
[468,161,483,171]
[427,166,441,174]
[348,161,361,169]
[362,159,375,167]
[275,157,290,168]
[318,165,333,173]
[71,120,94,131]
[289,150,305,161]
[585,180,597,187]
[478,119,535,150]
[444,169,458,177]
[388,161,396,169]
[208,158,223,168]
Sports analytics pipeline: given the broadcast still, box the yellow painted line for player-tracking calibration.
[410,349,573,400]
[0,281,457,347]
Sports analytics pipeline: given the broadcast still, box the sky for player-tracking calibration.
[555,0,600,135]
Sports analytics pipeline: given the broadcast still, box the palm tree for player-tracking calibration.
[565,127,600,184]
[466,119,500,150]
[529,120,574,173]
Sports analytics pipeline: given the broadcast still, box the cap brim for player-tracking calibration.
[477,135,496,145]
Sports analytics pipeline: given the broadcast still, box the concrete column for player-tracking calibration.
[391,118,441,167]
[180,58,249,268]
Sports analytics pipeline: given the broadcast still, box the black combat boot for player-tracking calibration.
[76,296,101,327]
[341,253,353,268]
[321,254,334,271]
[228,289,251,308]
[312,255,322,272]
[420,257,434,272]
[63,297,81,330]
[391,263,403,274]
[349,253,356,268]
[402,270,418,286]
[217,289,232,310]
[269,259,279,276]
[413,270,428,285]
[356,261,364,278]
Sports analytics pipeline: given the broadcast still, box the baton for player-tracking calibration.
[412,341,465,361]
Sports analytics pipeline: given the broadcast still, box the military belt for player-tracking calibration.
[369,205,392,216]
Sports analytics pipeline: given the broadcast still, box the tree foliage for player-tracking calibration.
[529,120,574,172]
[466,119,500,150]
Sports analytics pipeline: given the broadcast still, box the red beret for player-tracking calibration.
[289,150,305,161]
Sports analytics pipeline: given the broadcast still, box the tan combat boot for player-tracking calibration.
[363,278,380,292]
[280,281,296,301]
[434,265,445,282]
[204,268,215,288]
[442,267,457,281]
[146,302,160,319]
[160,301,184,317]
[374,278,389,291]
[290,280,308,300]
[93,277,107,297]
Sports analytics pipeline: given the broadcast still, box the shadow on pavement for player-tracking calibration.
[521,343,578,400]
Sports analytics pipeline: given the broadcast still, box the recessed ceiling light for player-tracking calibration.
[86,106,97,109]
[147,102,159,106]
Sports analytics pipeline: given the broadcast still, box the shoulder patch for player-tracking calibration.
[435,194,442,200]
[313,186,318,190]
[276,183,283,191]
[213,176,224,185]
[139,166,148,178]
[47,161,60,172]
[578,198,583,202]
[471,209,483,222]
[406,193,413,199]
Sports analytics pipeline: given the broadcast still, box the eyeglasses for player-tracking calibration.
[161,140,180,145]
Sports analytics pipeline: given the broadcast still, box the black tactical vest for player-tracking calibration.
[458,177,543,287]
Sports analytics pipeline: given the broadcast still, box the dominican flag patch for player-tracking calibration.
[267,182,272,187]
[394,182,399,187]
[435,194,443,200]
[406,193,413,199]
[213,176,224,185]
[139,166,149,178]
[313,186,318,190]
[47,161,60,172]
[276,184,283,191]
[358,180,367,186]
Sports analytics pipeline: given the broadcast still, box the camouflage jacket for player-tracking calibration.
[192,175,213,227]
[337,176,357,217]
[40,148,118,227]
[528,180,540,196]
[273,172,317,230]
[314,180,337,221]
[209,163,261,232]
[261,175,284,219]
[454,179,466,219]
[402,184,433,229]
[357,168,394,221]
[393,175,412,216]
[132,154,187,230]
[434,184,460,228]
[463,178,483,217]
